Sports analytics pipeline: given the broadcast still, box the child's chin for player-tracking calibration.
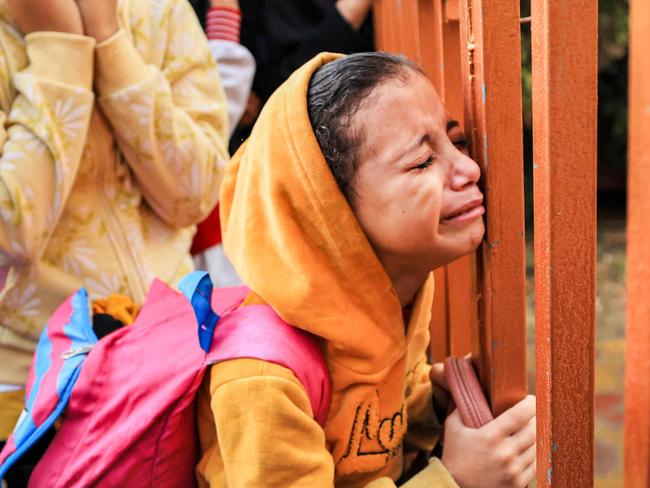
[467,222,486,249]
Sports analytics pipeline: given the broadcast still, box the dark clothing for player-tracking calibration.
[229,0,374,151]
[240,0,374,103]
[189,0,210,29]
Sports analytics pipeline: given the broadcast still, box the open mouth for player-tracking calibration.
[440,198,485,224]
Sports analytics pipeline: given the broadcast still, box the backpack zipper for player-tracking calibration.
[62,345,93,360]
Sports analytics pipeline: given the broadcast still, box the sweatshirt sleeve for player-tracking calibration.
[197,359,335,486]
[0,31,95,265]
[364,459,459,488]
[197,359,459,487]
[94,0,229,228]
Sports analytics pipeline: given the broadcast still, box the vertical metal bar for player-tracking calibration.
[440,0,474,358]
[371,0,385,50]
[625,0,650,485]
[458,0,528,416]
[414,0,454,361]
[398,0,420,60]
[446,256,476,356]
[431,267,450,362]
[445,0,459,21]
[372,0,396,52]
[440,6,464,123]
[531,0,598,485]
[417,0,445,91]
[417,0,475,360]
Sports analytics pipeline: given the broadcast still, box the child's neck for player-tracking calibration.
[380,257,430,307]
[392,271,429,307]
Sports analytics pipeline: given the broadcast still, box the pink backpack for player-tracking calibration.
[0,271,331,487]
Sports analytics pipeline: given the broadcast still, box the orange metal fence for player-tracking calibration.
[373,0,478,365]
[375,0,528,418]
[458,0,528,417]
[531,0,598,485]
[375,2,650,484]
[371,0,621,486]
[625,0,650,485]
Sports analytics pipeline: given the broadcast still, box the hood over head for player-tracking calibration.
[220,52,434,377]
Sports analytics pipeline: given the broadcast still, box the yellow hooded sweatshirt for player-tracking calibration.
[196,53,458,487]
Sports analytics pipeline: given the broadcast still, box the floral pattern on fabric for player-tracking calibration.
[0,0,229,384]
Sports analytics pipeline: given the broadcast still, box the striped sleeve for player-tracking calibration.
[206,7,241,42]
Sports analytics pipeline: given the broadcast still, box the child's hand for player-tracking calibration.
[210,0,240,8]
[441,395,536,488]
[335,0,372,29]
[430,362,451,417]
[75,0,119,42]
[7,0,84,35]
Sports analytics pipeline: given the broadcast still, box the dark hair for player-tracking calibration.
[307,52,423,204]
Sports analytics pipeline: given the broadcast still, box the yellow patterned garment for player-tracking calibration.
[0,0,229,385]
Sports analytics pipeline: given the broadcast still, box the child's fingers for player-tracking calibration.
[444,408,461,426]
[444,408,466,434]
[518,453,537,487]
[510,415,536,453]
[487,395,536,436]
[518,442,536,469]
[430,362,449,390]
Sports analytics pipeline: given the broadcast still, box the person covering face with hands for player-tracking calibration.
[0,0,229,439]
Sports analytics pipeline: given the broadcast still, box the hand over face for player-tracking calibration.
[75,0,119,42]
[442,395,537,488]
[7,0,84,35]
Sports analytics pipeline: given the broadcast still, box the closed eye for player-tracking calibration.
[452,137,468,149]
[413,155,434,171]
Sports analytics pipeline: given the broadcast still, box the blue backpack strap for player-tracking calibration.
[0,289,96,479]
[178,271,220,353]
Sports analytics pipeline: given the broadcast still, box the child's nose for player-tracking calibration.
[450,154,481,190]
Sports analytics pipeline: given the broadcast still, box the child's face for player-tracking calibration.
[351,72,485,272]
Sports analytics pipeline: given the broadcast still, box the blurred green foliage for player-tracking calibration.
[519,0,628,170]
[598,0,628,171]
[518,0,628,222]
[518,0,628,219]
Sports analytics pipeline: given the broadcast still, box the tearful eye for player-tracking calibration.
[452,138,469,149]
[413,155,434,171]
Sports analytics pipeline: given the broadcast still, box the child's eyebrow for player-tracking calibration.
[399,133,432,160]
[396,119,456,162]
[447,119,461,131]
